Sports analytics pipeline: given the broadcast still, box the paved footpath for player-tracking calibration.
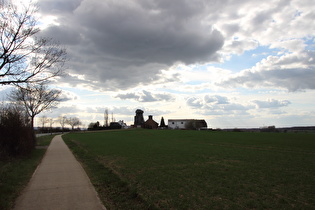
[14,135,106,210]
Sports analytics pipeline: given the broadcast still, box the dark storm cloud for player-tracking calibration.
[38,0,224,90]
[39,0,83,14]
[41,25,82,46]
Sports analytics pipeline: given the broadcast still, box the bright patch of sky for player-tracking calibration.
[215,46,279,72]
[304,37,315,50]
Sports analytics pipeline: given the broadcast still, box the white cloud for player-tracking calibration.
[252,99,291,109]
[186,94,255,116]
[219,50,315,91]
[186,97,204,109]
[116,90,175,102]
[204,95,229,104]
[270,39,306,53]
[59,90,79,102]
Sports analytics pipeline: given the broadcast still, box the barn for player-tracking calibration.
[168,119,207,130]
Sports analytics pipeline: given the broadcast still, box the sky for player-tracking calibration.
[2,0,315,128]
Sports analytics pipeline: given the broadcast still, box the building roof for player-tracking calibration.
[168,119,206,121]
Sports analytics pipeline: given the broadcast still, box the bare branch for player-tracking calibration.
[0,1,66,86]
[66,117,82,130]
[9,82,62,129]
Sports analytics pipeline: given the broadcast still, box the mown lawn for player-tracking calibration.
[63,129,315,209]
[0,135,55,210]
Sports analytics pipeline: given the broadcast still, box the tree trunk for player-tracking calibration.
[30,116,36,147]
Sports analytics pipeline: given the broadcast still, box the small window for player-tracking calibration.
[181,122,184,124]
[172,122,174,124]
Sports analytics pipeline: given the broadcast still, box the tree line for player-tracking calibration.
[38,115,82,132]
[88,108,122,130]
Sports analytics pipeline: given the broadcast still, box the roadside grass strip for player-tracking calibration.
[0,135,55,210]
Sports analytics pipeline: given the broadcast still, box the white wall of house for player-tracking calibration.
[168,120,188,129]
[118,120,129,129]
[168,119,208,129]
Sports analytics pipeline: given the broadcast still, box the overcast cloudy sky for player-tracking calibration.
[5,0,315,128]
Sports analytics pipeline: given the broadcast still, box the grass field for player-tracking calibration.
[0,135,55,210]
[63,129,315,209]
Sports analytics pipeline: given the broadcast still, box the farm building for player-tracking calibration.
[168,119,207,130]
[144,115,159,129]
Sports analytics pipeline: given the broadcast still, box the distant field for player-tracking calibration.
[63,129,315,209]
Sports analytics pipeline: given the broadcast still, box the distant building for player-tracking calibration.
[109,122,122,129]
[144,115,159,129]
[168,119,207,130]
[134,109,144,128]
[118,120,128,129]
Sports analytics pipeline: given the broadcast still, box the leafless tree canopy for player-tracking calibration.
[10,83,61,128]
[67,117,82,130]
[0,1,66,85]
[58,115,67,129]
[104,108,109,127]
[48,118,54,128]
[39,115,48,128]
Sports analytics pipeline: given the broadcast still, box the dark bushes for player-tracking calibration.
[37,127,70,134]
[0,105,35,159]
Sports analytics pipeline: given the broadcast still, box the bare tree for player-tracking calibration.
[58,115,67,131]
[10,83,61,130]
[48,117,54,127]
[67,117,81,130]
[0,1,66,86]
[104,108,109,127]
[48,117,54,133]
[111,112,115,123]
[48,118,54,127]
[39,115,48,128]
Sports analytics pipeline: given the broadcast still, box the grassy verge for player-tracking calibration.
[63,130,315,209]
[37,134,56,146]
[63,134,155,209]
[0,135,55,210]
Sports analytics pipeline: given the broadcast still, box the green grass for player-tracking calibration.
[0,135,55,210]
[36,134,56,146]
[63,129,315,209]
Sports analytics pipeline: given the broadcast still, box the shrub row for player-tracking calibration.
[0,105,35,159]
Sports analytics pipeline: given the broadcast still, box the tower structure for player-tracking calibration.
[134,109,144,127]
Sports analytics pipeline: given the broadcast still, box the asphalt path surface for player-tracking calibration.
[13,135,106,210]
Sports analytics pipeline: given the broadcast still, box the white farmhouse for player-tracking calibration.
[118,120,128,129]
[168,119,207,130]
